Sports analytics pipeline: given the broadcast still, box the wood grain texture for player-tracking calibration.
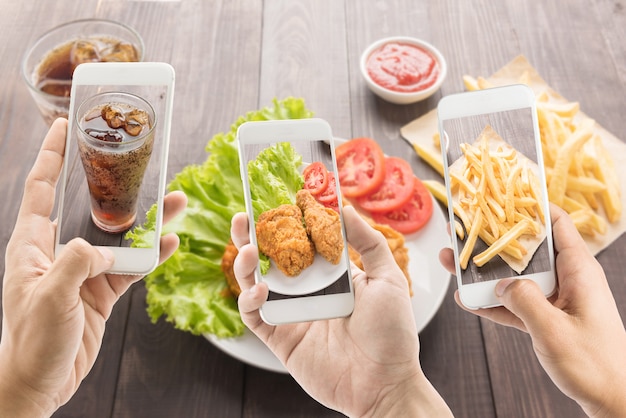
[419,281,496,418]
[112,285,245,418]
[260,0,352,137]
[0,0,624,417]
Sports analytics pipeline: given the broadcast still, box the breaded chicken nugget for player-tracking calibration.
[296,189,344,264]
[256,204,315,276]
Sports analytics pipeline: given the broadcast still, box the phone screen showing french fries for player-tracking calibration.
[441,104,555,287]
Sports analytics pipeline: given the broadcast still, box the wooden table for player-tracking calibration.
[1,1,625,417]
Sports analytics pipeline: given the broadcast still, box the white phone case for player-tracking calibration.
[437,84,556,309]
[237,118,355,324]
[54,62,175,275]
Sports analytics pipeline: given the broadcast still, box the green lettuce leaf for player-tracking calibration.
[245,142,305,274]
[126,97,314,338]
[248,142,304,219]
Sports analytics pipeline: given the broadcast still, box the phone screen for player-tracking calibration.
[441,106,553,286]
[239,137,352,303]
[57,82,169,249]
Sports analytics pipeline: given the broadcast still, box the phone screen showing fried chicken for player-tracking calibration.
[240,138,351,300]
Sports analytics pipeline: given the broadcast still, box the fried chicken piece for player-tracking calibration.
[256,204,315,276]
[347,215,413,296]
[296,189,344,265]
[221,240,242,298]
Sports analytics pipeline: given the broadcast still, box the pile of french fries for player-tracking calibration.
[421,73,621,243]
[449,126,544,270]
[462,74,621,237]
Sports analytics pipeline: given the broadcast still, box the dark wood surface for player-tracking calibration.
[1,1,625,417]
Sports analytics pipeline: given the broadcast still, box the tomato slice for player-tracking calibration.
[317,171,338,209]
[356,156,414,213]
[335,137,386,198]
[302,161,329,196]
[372,176,434,234]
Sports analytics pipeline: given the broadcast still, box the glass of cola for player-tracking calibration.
[22,19,144,125]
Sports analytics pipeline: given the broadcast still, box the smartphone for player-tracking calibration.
[437,84,556,309]
[54,62,175,275]
[237,118,355,324]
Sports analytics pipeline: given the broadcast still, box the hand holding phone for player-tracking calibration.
[237,118,354,324]
[437,84,556,309]
[54,62,175,275]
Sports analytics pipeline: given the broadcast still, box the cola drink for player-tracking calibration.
[22,20,144,125]
[76,92,155,233]
[36,37,140,99]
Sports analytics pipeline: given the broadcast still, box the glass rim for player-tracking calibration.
[76,91,157,146]
[21,18,145,100]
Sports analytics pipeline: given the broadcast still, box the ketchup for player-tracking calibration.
[366,42,439,93]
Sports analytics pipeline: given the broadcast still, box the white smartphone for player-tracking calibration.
[55,62,175,275]
[437,84,556,309]
[237,118,355,325]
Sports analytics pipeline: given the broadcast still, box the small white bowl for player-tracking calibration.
[360,36,447,105]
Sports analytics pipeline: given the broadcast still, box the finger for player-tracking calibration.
[232,243,259,292]
[162,191,187,225]
[158,232,180,264]
[494,278,563,336]
[19,118,68,220]
[237,282,270,320]
[82,274,143,320]
[549,204,608,307]
[549,204,600,284]
[343,206,404,285]
[95,229,181,303]
[106,229,182,297]
[438,247,455,275]
[231,212,250,249]
[232,243,273,336]
[454,290,527,332]
[46,238,114,293]
[237,281,274,342]
[343,206,396,273]
[549,203,590,257]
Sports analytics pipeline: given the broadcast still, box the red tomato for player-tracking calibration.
[335,137,385,198]
[302,161,329,196]
[317,171,338,210]
[372,176,433,234]
[356,156,414,213]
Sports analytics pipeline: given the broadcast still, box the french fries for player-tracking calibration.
[422,179,465,239]
[450,126,544,270]
[454,75,622,236]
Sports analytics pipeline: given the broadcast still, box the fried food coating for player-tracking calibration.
[347,215,413,296]
[255,204,315,276]
[296,189,344,265]
[221,240,242,298]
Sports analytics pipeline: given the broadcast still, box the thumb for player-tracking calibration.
[47,238,115,294]
[495,278,557,335]
[343,206,395,270]
[343,206,407,289]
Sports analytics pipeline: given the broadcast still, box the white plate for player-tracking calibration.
[258,160,348,295]
[262,245,349,295]
[205,195,451,373]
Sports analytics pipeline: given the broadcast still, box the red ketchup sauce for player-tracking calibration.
[366,42,439,93]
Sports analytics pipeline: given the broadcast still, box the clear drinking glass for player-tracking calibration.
[76,92,156,233]
[22,19,144,125]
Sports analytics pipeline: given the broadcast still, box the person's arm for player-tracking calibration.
[0,118,187,417]
[232,206,454,417]
[440,204,626,416]
[0,371,50,418]
[364,373,453,418]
